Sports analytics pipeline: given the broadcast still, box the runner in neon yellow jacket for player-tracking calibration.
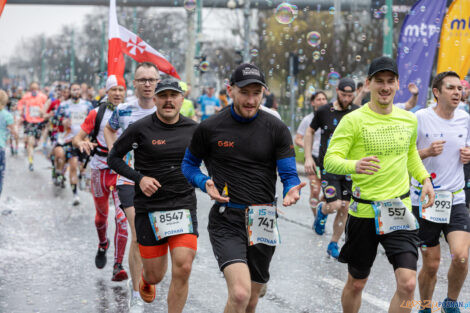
[323,56,434,313]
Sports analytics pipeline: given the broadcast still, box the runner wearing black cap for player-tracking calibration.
[304,77,359,259]
[323,56,434,313]
[182,63,305,313]
[107,78,198,312]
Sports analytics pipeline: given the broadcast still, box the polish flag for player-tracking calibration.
[108,0,125,78]
[108,0,180,80]
[0,0,7,18]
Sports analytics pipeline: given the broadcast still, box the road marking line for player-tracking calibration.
[322,277,389,312]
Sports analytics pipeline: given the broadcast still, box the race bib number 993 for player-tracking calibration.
[420,190,452,224]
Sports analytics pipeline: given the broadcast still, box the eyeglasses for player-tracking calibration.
[135,78,158,85]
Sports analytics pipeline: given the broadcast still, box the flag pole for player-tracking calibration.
[383,0,393,57]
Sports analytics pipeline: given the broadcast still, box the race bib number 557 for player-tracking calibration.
[373,198,419,235]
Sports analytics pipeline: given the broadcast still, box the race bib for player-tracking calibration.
[247,205,280,246]
[29,106,40,118]
[57,132,66,145]
[149,209,193,241]
[419,190,452,224]
[71,111,87,126]
[205,105,215,116]
[373,198,418,235]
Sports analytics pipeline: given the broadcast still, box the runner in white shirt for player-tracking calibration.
[73,75,129,283]
[103,62,159,311]
[294,91,327,218]
[411,71,470,313]
[54,83,93,205]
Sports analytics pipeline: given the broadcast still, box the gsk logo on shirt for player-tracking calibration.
[152,139,166,145]
[218,140,234,148]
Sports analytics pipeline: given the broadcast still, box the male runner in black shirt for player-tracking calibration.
[182,63,305,313]
[304,78,359,259]
[108,78,198,312]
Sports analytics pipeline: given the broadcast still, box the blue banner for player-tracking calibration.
[395,0,446,110]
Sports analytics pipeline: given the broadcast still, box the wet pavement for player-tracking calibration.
[0,151,469,312]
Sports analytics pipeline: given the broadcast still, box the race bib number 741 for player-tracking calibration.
[247,205,280,246]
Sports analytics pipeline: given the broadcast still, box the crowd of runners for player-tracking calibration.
[0,57,469,313]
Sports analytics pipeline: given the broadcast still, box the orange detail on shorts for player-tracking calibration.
[139,243,168,259]
[168,233,197,251]
[138,234,197,259]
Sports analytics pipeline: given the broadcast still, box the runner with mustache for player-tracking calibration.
[108,78,198,312]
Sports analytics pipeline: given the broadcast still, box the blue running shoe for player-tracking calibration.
[441,298,461,313]
[327,242,339,259]
[313,202,328,235]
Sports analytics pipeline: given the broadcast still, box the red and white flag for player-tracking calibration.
[0,0,8,18]
[108,0,125,78]
[108,0,180,79]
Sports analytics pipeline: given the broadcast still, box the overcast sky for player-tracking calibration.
[0,5,97,62]
[0,4,235,64]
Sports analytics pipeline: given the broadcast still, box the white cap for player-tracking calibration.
[106,75,126,91]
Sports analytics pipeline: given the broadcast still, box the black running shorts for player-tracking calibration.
[24,122,45,140]
[319,171,352,203]
[117,184,135,209]
[412,203,470,248]
[207,204,275,284]
[339,215,419,279]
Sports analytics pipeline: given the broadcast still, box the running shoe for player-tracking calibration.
[112,263,129,281]
[139,273,156,303]
[441,298,461,313]
[313,202,328,235]
[129,296,145,312]
[57,174,66,188]
[327,241,340,259]
[128,279,145,312]
[72,195,80,206]
[418,309,431,313]
[28,163,34,172]
[95,239,109,269]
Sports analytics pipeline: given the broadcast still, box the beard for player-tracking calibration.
[338,97,352,109]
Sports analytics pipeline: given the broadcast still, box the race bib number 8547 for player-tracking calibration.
[149,209,193,241]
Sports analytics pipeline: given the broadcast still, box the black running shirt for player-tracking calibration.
[309,103,359,168]
[108,113,198,213]
[188,107,295,205]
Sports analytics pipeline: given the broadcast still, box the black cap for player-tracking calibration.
[154,78,184,95]
[368,56,399,78]
[230,63,267,89]
[338,78,356,92]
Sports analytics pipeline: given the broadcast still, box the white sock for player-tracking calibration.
[133,290,140,299]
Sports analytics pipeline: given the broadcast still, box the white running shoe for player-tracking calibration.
[72,195,80,206]
[128,280,145,313]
